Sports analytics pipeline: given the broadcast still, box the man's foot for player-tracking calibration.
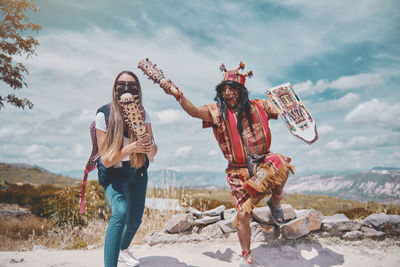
[119,249,140,267]
[239,250,253,266]
[267,194,285,226]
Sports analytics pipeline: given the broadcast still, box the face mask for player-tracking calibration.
[116,81,140,101]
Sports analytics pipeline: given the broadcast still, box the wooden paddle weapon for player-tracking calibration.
[119,93,154,163]
[137,58,182,99]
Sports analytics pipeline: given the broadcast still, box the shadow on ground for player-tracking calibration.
[203,242,344,267]
[139,256,197,267]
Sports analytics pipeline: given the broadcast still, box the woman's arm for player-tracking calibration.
[145,123,158,158]
[160,80,212,122]
[96,129,152,168]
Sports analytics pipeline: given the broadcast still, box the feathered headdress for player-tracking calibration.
[219,62,253,86]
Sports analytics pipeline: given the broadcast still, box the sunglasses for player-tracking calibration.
[116,81,139,96]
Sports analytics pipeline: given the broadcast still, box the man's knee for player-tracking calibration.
[237,211,251,226]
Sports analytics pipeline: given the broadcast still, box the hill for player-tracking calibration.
[0,163,79,188]
[285,167,400,204]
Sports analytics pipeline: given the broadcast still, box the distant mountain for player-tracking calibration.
[60,168,229,189]
[4,162,399,204]
[285,167,400,203]
[147,169,229,189]
[0,162,79,188]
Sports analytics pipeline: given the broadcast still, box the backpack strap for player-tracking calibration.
[79,121,98,214]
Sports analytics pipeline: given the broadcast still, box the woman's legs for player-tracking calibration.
[103,176,129,267]
[120,171,148,249]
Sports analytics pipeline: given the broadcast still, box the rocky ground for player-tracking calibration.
[1,205,400,266]
[0,237,399,267]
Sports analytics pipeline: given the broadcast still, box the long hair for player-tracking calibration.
[100,71,146,168]
[214,80,254,134]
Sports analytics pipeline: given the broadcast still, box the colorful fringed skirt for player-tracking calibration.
[226,152,294,225]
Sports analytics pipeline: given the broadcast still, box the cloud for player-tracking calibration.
[325,140,345,150]
[154,109,187,124]
[311,93,361,113]
[329,73,382,90]
[317,125,335,135]
[344,99,400,129]
[294,74,382,96]
[175,146,192,157]
[2,0,399,177]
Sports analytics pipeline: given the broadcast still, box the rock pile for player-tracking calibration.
[146,204,400,245]
[0,203,31,218]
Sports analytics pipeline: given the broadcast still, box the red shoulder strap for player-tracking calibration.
[253,101,271,150]
[226,109,246,164]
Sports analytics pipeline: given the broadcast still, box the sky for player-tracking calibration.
[1,0,400,180]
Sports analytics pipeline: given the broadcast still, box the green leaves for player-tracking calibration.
[0,0,41,110]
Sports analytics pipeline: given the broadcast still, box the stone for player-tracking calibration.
[32,245,49,251]
[361,226,385,240]
[194,215,221,226]
[253,204,296,224]
[189,207,202,218]
[217,218,236,233]
[321,213,350,224]
[162,214,193,234]
[9,258,24,263]
[342,230,363,240]
[363,213,400,234]
[177,233,205,243]
[203,205,225,217]
[223,208,237,221]
[192,225,200,234]
[251,223,277,242]
[145,231,179,246]
[200,223,224,239]
[281,209,321,240]
[321,221,362,235]
[0,209,31,218]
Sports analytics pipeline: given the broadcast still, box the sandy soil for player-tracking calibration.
[1,238,400,267]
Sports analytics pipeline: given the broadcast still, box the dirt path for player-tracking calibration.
[1,238,399,267]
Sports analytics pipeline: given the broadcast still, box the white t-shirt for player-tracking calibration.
[95,108,151,162]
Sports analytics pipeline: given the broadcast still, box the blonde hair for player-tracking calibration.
[100,71,146,168]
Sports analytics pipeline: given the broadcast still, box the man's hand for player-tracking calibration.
[160,79,178,96]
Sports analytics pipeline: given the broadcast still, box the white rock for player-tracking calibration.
[163,214,193,234]
[253,204,296,224]
[223,208,237,221]
[200,223,224,239]
[203,205,225,216]
[342,230,363,240]
[321,213,350,224]
[194,215,221,225]
[217,218,236,233]
[189,207,203,217]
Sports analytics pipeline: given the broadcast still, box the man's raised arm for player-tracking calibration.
[160,79,212,122]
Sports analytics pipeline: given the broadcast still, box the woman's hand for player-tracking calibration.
[126,134,152,154]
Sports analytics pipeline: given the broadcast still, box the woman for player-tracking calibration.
[96,71,157,267]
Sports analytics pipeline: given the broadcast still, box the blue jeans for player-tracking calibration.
[98,160,148,267]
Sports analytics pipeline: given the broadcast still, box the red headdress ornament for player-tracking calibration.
[219,62,253,86]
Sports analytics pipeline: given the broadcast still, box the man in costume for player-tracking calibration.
[160,63,294,266]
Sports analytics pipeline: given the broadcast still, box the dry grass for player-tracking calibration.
[1,185,399,251]
[283,193,400,219]
[0,215,52,251]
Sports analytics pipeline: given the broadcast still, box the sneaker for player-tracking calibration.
[118,249,140,267]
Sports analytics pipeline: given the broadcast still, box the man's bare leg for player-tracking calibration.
[269,175,289,222]
[236,211,253,263]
